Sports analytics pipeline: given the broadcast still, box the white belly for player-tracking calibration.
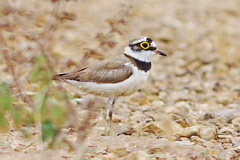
[66,64,149,97]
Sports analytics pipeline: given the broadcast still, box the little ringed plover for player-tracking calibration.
[54,37,167,133]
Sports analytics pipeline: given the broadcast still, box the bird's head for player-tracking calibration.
[124,37,167,62]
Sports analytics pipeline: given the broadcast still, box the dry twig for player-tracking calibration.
[0,29,34,108]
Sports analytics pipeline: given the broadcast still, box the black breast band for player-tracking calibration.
[124,54,151,72]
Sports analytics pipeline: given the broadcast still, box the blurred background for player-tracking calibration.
[0,0,240,159]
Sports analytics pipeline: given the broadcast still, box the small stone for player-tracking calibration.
[187,81,204,93]
[177,126,199,138]
[233,145,240,153]
[108,146,128,157]
[217,96,232,105]
[97,152,118,159]
[174,101,191,109]
[129,112,146,122]
[147,95,159,102]
[231,117,240,132]
[139,105,151,112]
[113,114,124,123]
[200,54,218,64]
[187,61,202,72]
[158,92,167,100]
[175,140,193,146]
[151,100,165,108]
[123,151,150,160]
[218,127,235,135]
[199,126,217,140]
[214,109,240,122]
[141,122,165,137]
[130,93,149,105]
[218,135,232,143]
[175,68,187,76]
[191,136,205,144]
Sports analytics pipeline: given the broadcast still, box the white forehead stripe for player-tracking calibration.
[132,37,147,44]
[150,41,156,47]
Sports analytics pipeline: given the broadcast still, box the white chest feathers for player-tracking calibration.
[67,63,149,97]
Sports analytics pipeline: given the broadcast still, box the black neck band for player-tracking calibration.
[124,54,151,72]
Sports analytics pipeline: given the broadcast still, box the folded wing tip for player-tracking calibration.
[53,73,68,80]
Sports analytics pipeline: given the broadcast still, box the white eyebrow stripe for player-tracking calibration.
[132,37,147,44]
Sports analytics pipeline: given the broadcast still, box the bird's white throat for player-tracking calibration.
[124,46,155,62]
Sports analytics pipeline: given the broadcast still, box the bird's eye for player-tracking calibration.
[140,42,150,50]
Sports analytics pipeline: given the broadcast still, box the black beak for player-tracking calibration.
[154,49,167,56]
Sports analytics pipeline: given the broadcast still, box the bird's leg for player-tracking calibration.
[104,96,115,135]
[108,98,116,128]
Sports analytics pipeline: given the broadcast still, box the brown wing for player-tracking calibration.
[54,55,133,83]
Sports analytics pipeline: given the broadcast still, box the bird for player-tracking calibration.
[54,37,167,134]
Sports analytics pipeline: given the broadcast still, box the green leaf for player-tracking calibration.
[12,109,21,124]
[0,82,12,111]
[30,55,53,82]
[34,89,48,116]
[24,113,34,125]
[52,105,64,126]
[66,92,74,99]
[0,113,8,131]
[42,120,56,141]
[55,92,65,101]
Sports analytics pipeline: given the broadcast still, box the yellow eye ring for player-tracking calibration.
[140,42,150,49]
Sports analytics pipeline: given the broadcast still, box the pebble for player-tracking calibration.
[199,126,217,140]
[123,151,150,160]
[108,146,128,157]
[141,122,165,137]
[177,126,199,138]
[218,135,233,143]
[218,127,235,135]
[191,136,205,144]
[129,93,149,105]
[175,68,187,76]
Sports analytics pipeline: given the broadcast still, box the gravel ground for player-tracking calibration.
[1,0,240,159]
